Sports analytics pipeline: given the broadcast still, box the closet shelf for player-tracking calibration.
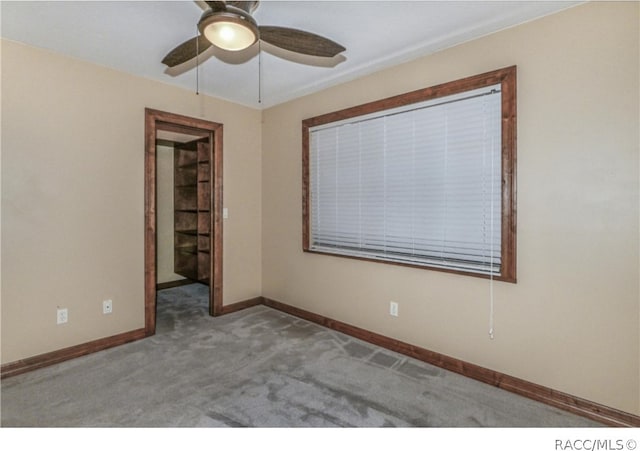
[176,229,198,236]
[176,246,198,255]
[174,138,211,285]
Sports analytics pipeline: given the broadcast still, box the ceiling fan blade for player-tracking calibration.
[259,26,345,58]
[204,1,227,12]
[162,35,213,67]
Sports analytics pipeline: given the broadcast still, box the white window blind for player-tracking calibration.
[308,85,502,275]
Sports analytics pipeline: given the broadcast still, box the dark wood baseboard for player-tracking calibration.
[4,294,638,427]
[262,297,640,428]
[1,328,147,379]
[156,279,195,290]
[0,296,263,379]
[0,294,259,379]
[221,296,264,315]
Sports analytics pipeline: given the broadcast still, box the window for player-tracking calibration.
[302,66,516,282]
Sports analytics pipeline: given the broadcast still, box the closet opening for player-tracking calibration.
[144,109,223,336]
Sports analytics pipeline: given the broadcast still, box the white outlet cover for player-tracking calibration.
[103,299,113,314]
[57,308,68,324]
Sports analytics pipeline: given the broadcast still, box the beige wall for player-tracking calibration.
[1,39,262,363]
[156,144,185,284]
[1,1,638,418]
[261,2,639,415]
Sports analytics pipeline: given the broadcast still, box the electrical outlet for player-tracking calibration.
[389,302,399,317]
[103,299,113,314]
[57,308,68,324]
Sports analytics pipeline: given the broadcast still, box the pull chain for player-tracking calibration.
[258,41,262,104]
[196,28,200,95]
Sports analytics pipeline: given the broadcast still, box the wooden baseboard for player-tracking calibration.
[4,294,638,427]
[156,279,196,290]
[0,296,264,379]
[262,297,640,428]
[221,296,264,315]
[1,328,147,379]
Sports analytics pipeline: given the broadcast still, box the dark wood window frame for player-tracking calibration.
[302,66,517,282]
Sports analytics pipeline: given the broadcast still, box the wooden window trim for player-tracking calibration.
[302,66,517,283]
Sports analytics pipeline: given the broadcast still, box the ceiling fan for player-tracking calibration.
[162,1,346,68]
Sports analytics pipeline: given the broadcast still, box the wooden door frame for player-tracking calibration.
[144,108,223,336]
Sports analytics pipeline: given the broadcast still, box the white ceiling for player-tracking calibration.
[1,0,580,109]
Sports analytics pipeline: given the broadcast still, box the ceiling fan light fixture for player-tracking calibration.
[162,2,346,69]
[199,10,258,52]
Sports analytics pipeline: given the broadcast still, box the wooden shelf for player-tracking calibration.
[174,138,211,285]
[176,229,197,235]
[176,246,198,255]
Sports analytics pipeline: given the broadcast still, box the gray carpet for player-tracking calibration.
[1,284,600,427]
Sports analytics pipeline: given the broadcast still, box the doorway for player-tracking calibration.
[144,108,223,336]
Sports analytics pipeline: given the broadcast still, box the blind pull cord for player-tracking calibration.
[489,277,495,340]
[488,97,496,341]
[489,194,495,339]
